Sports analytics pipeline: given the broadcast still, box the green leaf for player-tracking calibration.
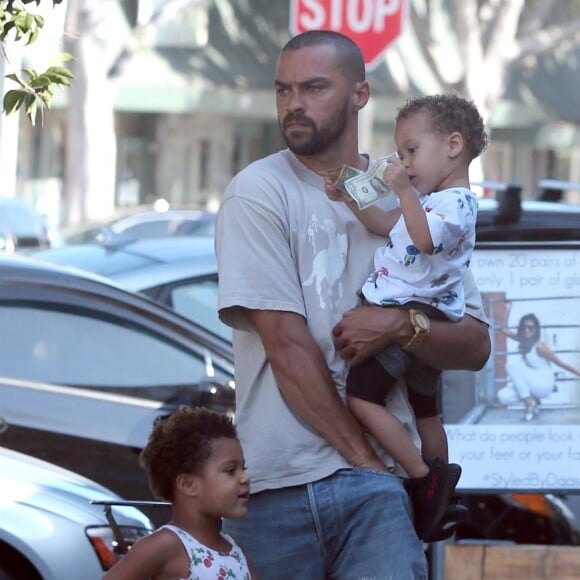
[44,66,73,83]
[24,93,38,125]
[29,75,51,89]
[3,90,26,115]
[50,51,74,64]
[5,73,25,86]
[14,11,28,31]
[27,27,38,45]
[24,13,33,31]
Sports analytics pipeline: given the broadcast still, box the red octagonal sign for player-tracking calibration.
[290,0,406,70]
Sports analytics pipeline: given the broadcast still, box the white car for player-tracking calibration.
[0,444,153,579]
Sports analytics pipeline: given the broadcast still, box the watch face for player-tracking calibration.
[412,310,430,331]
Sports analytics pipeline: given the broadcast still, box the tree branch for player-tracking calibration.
[449,0,483,95]
[408,2,448,90]
[513,18,580,61]
[108,0,206,79]
[483,0,524,66]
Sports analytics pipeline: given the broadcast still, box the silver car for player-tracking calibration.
[0,444,153,579]
[34,236,230,340]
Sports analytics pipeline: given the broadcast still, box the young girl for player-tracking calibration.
[103,407,253,579]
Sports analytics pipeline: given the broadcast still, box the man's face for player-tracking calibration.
[274,45,351,156]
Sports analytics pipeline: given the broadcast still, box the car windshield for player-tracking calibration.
[145,277,231,341]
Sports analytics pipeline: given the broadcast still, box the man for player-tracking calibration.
[216,30,490,579]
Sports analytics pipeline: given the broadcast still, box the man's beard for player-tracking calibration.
[280,101,349,156]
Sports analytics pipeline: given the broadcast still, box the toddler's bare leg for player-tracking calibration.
[347,395,428,477]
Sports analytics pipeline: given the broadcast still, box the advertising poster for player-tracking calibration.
[443,244,580,490]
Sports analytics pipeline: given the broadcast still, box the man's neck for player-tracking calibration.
[295,151,369,174]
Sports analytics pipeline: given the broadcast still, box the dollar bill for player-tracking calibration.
[333,164,364,194]
[318,164,364,202]
[317,166,344,180]
[343,152,397,210]
[319,164,363,191]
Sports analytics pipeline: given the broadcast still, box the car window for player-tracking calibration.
[170,280,231,341]
[0,305,214,392]
[113,221,173,238]
[183,219,215,237]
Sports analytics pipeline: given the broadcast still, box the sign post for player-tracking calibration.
[290,0,406,70]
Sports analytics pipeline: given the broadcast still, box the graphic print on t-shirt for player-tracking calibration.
[302,215,348,310]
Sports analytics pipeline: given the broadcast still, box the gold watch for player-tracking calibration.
[402,309,431,352]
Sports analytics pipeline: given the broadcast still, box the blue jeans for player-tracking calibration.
[223,468,428,579]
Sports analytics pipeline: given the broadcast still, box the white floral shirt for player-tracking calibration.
[362,187,477,321]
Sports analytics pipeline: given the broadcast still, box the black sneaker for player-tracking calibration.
[422,496,470,543]
[404,458,462,541]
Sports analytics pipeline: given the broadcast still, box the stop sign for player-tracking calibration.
[290,0,406,70]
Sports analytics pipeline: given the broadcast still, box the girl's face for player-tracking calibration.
[195,438,250,519]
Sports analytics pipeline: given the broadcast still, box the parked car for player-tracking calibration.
[99,209,216,241]
[0,196,51,253]
[475,195,580,242]
[34,236,229,340]
[0,254,234,509]
[57,208,216,246]
[0,444,153,579]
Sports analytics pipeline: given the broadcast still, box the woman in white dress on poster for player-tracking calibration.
[497,302,580,421]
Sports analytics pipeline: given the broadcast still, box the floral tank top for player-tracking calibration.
[161,524,251,580]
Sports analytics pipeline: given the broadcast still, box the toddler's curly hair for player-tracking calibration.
[139,406,237,501]
[396,94,488,160]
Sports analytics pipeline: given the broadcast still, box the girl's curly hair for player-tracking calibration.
[139,406,237,501]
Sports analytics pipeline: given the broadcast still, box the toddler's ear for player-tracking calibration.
[448,131,464,159]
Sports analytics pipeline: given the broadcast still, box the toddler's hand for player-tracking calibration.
[324,177,350,203]
[383,158,412,196]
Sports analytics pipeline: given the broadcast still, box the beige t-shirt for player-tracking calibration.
[216,149,486,494]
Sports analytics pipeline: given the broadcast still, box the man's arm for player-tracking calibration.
[245,308,387,471]
[333,305,490,371]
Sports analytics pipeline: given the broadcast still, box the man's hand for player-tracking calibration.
[335,304,490,371]
[332,305,409,366]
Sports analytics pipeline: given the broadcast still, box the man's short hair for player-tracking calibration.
[282,30,365,83]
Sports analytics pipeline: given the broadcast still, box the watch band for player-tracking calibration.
[401,329,429,352]
[401,309,430,353]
